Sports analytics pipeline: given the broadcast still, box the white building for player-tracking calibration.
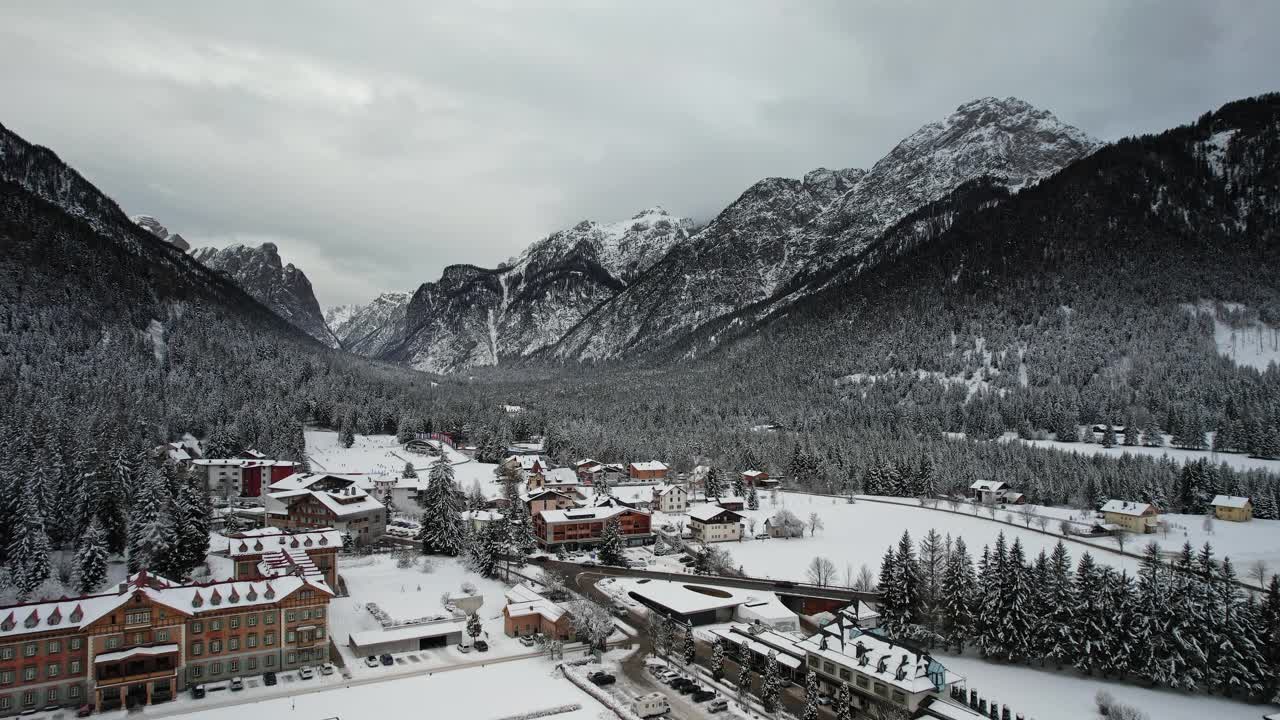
[265,473,386,545]
[651,485,689,514]
[688,504,744,543]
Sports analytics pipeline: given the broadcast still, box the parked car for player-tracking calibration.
[532,555,549,563]
[707,698,729,713]
[678,682,701,695]
[457,643,472,653]
[76,705,95,718]
[298,666,315,680]
[190,685,207,699]
[379,654,394,666]
[262,671,277,686]
[229,677,244,691]
[474,640,489,652]
[588,671,616,686]
[754,533,770,540]
[320,663,336,676]
[817,694,832,706]
[364,656,380,668]
[519,635,536,647]
[611,605,629,618]
[692,690,716,703]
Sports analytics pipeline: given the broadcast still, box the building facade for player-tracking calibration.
[628,462,669,483]
[265,474,386,545]
[227,528,341,588]
[192,458,301,499]
[651,485,688,514]
[1100,500,1159,533]
[688,505,743,543]
[0,572,331,717]
[533,507,653,549]
[1211,495,1253,522]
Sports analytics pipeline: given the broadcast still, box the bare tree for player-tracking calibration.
[1059,519,1073,536]
[853,564,876,592]
[1250,559,1268,587]
[567,598,615,659]
[807,556,837,586]
[1203,511,1215,535]
[1020,508,1036,527]
[843,561,855,588]
[807,512,824,536]
[1113,531,1128,554]
[946,498,960,512]
[1035,515,1050,532]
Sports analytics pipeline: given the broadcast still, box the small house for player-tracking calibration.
[1100,500,1158,534]
[651,485,689,513]
[689,505,744,543]
[968,480,1008,505]
[741,470,768,486]
[629,461,669,482]
[1210,495,1253,522]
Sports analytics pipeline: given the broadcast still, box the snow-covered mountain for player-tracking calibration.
[379,207,693,373]
[546,97,1100,362]
[325,292,411,357]
[130,214,190,251]
[192,243,340,347]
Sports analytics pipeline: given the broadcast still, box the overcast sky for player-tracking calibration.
[1,2,1277,306]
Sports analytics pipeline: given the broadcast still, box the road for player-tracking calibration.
[534,557,878,604]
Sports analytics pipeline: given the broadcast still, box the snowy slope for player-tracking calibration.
[193,243,340,347]
[326,291,411,357]
[547,97,1099,362]
[382,207,693,373]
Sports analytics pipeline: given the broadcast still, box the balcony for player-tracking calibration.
[94,644,179,687]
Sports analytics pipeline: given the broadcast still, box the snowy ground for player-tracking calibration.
[940,651,1277,720]
[329,555,530,674]
[156,657,605,720]
[305,429,502,499]
[1003,432,1280,473]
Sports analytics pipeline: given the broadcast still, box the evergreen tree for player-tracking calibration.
[403,461,418,479]
[1043,541,1077,669]
[939,537,977,652]
[1096,569,1137,679]
[467,517,507,578]
[747,483,759,511]
[598,517,625,567]
[8,491,51,600]
[803,671,821,720]
[761,652,781,713]
[704,466,725,498]
[418,459,465,555]
[1072,552,1107,675]
[711,641,726,681]
[74,517,110,594]
[682,623,696,665]
[834,681,853,720]
[1165,543,1208,691]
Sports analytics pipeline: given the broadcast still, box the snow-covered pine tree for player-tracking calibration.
[1072,552,1107,675]
[939,537,977,652]
[74,517,110,594]
[682,623,696,666]
[466,611,482,641]
[919,529,945,628]
[834,681,853,720]
[731,471,746,498]
[1043,541,1077,669]
[1259,575,1280,699]
[711,640,726,680]
[704,467,725,498]
[996,539,1035,663]
[977,533,1009,658]
[467,517,506,578]
[403,461,418,479]
[8,490,51,600]
[174,473,211,576]
[761,651,781,713]
[1135,542,1175,686]
[747,483,759,511]
[127,468,168,574]
[103,448,132,554]
[1096,569,1137,679]
[418,458,465,555]
[1211,556,1265,697]
[737,652,752,706]
[598,517,625,566]
[803,670,820,720]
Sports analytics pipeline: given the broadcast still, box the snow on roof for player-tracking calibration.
[620,578,760,615]
[736,595,797,625]
[93,643,179,664]
[461,510,505,522]
[544,468,579,485]
[968,480,1006,491]
[349,619,465,649]
[919,696,988,720]
[689,504,743,523]
[1100,500,1155,516]
[654,485,686,497]
[310,487,385,518]
[799,624,957,695]
[629,461,668,472]
[228,529,342,557]
[1211,495,1251,508]
[503,583,567,623]
[708,627,803,670]
[742,470,765,478]
[539,506,646,523]
[0,573,331,641]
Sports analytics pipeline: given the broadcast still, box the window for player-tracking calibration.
[247,634,257,648]
[286,611,296,623]
[248,658,257,670]
[892,690,906,705]
[229,638,239,651]
[210,620,222,632]
[69,660,81,674]
[132,633,144,645]
[856,676,868,689]
[23,644,36,658]
[156,630,169,643]
[0,670,12,684]
[807,656,819,668]
[874,682,887,697]
[105,637,121,650]
[45,688,57,703]
[212,661,222,675]
[287,652,296,664]
[823,661,835,675]
[0,648,12,660]
[22,668,36,682]
[47,640,60,654]
[264,632,275,645]
[190,666,203,680]
[229,660,239,673]
[69,686,81,700]
[247,616,258,627]
[286,631,296,643]
[125,610,151,626]
[192,621,203,633]
[316,627,325,639]
[314,608,325,619]
[266,655,275,667]
[264,614,275,625]
[23,691,35,707]
[839,668,851,681]
[230,617,240,630]
[69,638,81,651]
[46,664,59,679]
[210,640,222,653]
[191,642,203,657]
[0,696,10,711]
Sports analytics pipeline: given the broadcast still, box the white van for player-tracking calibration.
[708,698,729,713]
[632,692,670,718]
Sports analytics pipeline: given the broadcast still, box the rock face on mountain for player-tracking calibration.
[193,243,340,347]
[380,207,692,373]
[130,214,190,251]
[325,292,411,357]
[546,97,1100,362]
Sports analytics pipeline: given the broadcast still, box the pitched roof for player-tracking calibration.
[1100,500,1155,516]
[1211,495,1251,509]
[629,461,668,472]
[969,480,1007,491]
[689,504,743,523]
[539,506,647,523]
[228,529,342,558]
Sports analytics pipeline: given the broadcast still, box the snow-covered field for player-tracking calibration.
[941,651,1275,720]
[1003,432,1280,473]
[171,657,604,720]
[329,555,529,673]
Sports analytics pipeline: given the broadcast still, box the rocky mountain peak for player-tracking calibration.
[130,214,191,251]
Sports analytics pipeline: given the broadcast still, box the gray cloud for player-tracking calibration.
[1,1,1276,305]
